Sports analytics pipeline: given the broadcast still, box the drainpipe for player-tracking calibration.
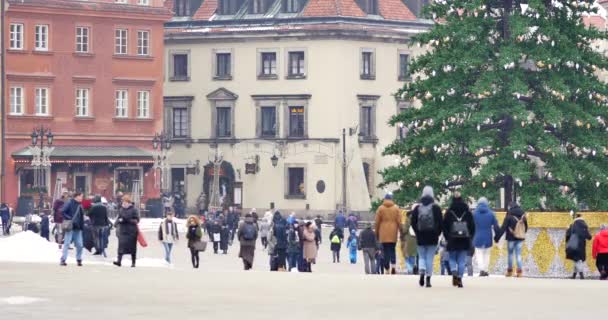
[1,0,7,203]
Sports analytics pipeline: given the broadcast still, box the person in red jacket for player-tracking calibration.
[592,224,608,280]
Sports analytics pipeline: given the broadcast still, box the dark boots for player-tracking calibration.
[419,273,425,287]
[579,272,584,280]
[452,275,459,287]
[77,260,82,267]
[425,276,432,288]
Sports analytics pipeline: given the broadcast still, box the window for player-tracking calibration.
[20,168,48,195]
[397,106,408,139]
[137,31,149,56]
[137,91,150,118]
[175,0,192,16]
[9,24,24,50]
[115,29,128,55]
[76,27,90,53]
[220,0,243,14]
[35,88,49,115]
[75,88,90,116]
[360,0,378,14]
[283,0,299,12]
[288,51,305,77]
[115,90,128,118]
[216,107,232,137]
[289,106,305,137]
[261,107,276,137]
[399,54,410,80]
[35,25,49,51]
[138,0,150,5]
[9,87,24,115]
[361,51,375,79]
[115,0,128,3]
[172,108,188,138]
[216,53,232,78]
[360,106,374,137]
[261,52,277,76]
[251,0,266,13]
[171,168,186,193]
[287,167,305,196]
[172,53,189,80]
[115,168,143,194]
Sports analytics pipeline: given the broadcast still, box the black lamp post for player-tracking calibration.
[31,125,53,213]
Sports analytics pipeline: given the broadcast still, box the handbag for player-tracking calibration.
[62,220,74,232]
[192,240,207,252]
[213,233,221,242]
[137,225,148,247]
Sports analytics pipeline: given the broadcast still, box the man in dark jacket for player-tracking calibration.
[89,196,111,256]
[442,192,475,288]
[496,202,528,277]
[60,192,85,266]
[334,211,346,231]
[359,225,377,274]
[566,213,593,279]
[52,192,67,247]
[0,203,10,236]
[411,186,443,288]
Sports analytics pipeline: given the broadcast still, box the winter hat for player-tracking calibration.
[421,186,434,198]
[478,197,489,206]
[384,193,393,200]
[600,224,607,231]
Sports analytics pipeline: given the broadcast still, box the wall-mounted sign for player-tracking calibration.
[316,180,326,194]
[245,163,257,174]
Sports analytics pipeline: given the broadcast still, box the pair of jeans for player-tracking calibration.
[61,230,83,262]
[92,226,107,256]
[362,248,376,274]
[405,256,416,274]
[381,243,396,270]
[162,242,174,263]
[288,252,299,271]
[475,247,491,272]
[449,250,468,278]
[507,240,524,270]
[441,260,451,275]
[417,245,437,275]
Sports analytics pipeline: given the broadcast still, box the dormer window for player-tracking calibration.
[251,0,266,14]
[283,0,299,13]
[220,0,244,15]
[358,0,378,14]
[175,0,192,16]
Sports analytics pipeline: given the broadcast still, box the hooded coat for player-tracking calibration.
[302,227,318,261]
[411,195,443,246]
[116,205,139,255]
[238,216,258,265]
[374,199,402,243]
[473,202,499,248]
[442,197,475,251]
[565,218,592,261]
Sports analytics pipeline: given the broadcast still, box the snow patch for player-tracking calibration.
[0,296,47,305]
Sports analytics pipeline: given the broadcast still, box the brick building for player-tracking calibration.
[3,0,170,213]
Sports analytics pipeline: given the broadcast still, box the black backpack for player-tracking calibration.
[449,211,470,239]
[242,223,257,241]
[417,204,435,232]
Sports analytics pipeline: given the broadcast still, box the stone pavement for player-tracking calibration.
[0,230,604,319]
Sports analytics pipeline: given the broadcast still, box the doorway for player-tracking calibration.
[74,173,91,196]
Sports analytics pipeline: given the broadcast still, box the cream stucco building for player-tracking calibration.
[163,0,431,216]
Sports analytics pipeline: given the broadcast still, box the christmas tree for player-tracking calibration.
[383,0,608,210]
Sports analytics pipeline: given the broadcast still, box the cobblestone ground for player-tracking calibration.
[0,230,603,319]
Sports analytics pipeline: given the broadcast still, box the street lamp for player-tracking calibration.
[270,154,279,167]
[152,131,172,193]
[30,125,53,214]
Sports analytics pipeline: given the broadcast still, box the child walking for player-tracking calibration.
[347,230,358,264]
[329,227,343,263]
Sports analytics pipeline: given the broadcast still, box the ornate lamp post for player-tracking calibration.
[29,126,54,214]
[152,131,171,194]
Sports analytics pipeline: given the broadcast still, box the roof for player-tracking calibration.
[193,0,218,20]
[8,0,172,17]
[12,146,153,160]
[302,0,365,18]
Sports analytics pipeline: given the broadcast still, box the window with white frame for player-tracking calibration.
[399,53,410,80]
[115,29,128,55]
[35,25,49,51]
[215,52,232,78]
[76,27,90,53]
[261,52,277,76]
[361,50,375,79]
[115,90,128,118]
[115,0,128,3]
[137,30,149,56]
[137,91,150,118]
[9,24,24,50]
[172,108,189,138]
[138,0,150,5]
[75,88,90,116]
[288,51,305,77]
[10,87,24,115]
[360,105,374,137]
[288,106,305,137]
[35,88,49,115]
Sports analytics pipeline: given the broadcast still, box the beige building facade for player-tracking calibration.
[163,0,431,216]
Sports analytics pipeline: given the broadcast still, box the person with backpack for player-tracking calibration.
[329,227,344,263]
[158,211,179,264]
[495,202,528,277]
[238,213,258,270]
[302,222,318,272]
[443,192,475,288]
[268,211,288,271]
[287,223,301,271]
[411,186,443,287]
[473,197,500,277]
[592,224,608,280]
[374,193,402,274]
[359,225,377,274]
[565,213,592,279]
[347,229,358,264]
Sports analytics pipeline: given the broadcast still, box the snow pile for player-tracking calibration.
[0,231,65,264]
[0,296,47,305]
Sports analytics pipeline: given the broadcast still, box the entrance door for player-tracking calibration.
[74,173,91,196]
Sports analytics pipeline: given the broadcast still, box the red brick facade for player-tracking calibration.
[3,0,170,212]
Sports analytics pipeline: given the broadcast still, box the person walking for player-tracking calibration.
[401,207,418,274]
[52,192,68,247]
[347,213,358,234]
[496,202,528,277]
[329,227,344,263]
[334,210,346,232]
[374,194,402,275]
[302,222,318,272]
[268,211,289,271]
[443,192,475,288]
[592,224,608,280]
[113,195,140,268]
[287,224,301,271]
[238,213,258,270]
[411,186,443,287]
[565,213,593,279]
[220,217,230,254]
[186,215,204,268]
[209,219,222,254]
[347,229,358,264]
[359,225,377,274]
[473,197,499,276]
[59,192,85,266]
[89,196,111,257]
[158,211,179,265]
[259,217,270,250]
[1,203,11,236]
[314,215,323,243]
[439,236,451,276]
